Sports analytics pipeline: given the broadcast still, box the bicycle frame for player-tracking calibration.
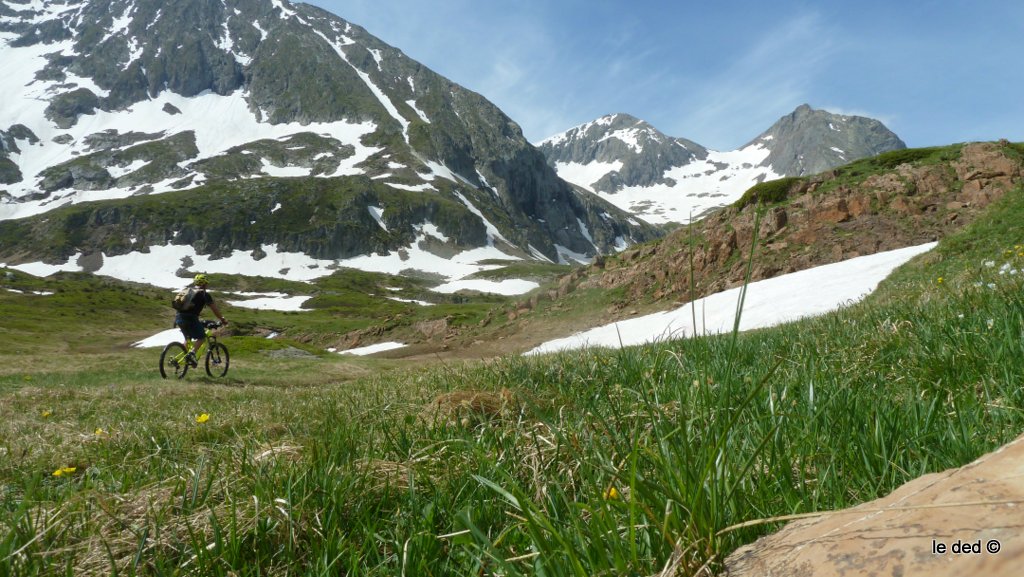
[174,325,218,363]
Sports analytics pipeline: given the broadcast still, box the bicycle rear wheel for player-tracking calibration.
[160,342,189,379]
[205,343,230,377]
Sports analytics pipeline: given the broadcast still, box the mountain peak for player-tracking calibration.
[0,0,657,272]
[750,104,906,176]
[539,106,906,225]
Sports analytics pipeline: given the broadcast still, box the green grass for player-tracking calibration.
[734,176,802,209]
[0,264,511,358]
[2,188,1024,575]
[468,260,572,282]
[731,143,969,211]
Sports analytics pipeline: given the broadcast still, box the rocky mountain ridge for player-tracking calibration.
[537,105,906,225]
[0,0,656,278]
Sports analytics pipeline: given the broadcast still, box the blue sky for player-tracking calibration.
[306,0,1023,150]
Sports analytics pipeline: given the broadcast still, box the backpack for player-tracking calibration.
[171,286,198,312]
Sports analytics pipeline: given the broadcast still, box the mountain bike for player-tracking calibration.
[159,320,230,379]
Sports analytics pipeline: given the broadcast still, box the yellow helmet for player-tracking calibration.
[193,274,209,286]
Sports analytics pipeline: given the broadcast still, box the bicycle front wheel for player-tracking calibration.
[160,342,189,379]
[205,343,230,377]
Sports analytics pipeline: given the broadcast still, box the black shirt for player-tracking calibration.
[182,288,214,316]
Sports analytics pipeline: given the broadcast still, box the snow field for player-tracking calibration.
[336,341,406,356]
[526,243,937,355]
[550,141,783,225]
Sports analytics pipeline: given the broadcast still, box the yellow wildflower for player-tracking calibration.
[937,277,944,284]
[95,428,106,436]
[603,486,620,500]
[41,410,52,418]
[196,413,210,424]
[52,466,76,477]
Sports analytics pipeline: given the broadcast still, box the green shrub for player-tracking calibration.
[734,177,802,209]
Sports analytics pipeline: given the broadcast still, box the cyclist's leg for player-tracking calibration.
[175,320,191,359]
[178,315,205,361]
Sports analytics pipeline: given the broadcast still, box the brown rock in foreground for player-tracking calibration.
[725,434,1024,576]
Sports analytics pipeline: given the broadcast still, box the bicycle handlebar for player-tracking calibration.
[203,320,224,329]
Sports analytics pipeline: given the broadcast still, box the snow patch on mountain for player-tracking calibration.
[0,75,380,219]
[270,0,297,19]
[433,278,539,296]
[227,293,312,311]
[260,158,311,177]
[367,206,387,230]
[599,127,650,153]
[386,182,436,192]
[415,222,449,242]
[455,192,510,247]
[406,100,430,123]
[558,143,781,225]
[0,230,533,296]
[553,160,623,193]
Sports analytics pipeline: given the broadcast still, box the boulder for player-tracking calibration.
[725,434,1024,577]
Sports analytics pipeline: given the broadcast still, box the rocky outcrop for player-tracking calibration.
[725,432,1024,577]
[954,140,1022,206]
[43,88,100,129]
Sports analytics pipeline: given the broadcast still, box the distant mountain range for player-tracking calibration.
[537,105,906,224]
[0,0,656,286]
[0,0,911,297]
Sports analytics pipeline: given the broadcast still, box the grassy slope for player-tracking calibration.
[0,264,518,363]
[2,184,1024,575]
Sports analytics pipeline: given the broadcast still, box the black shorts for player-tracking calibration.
[175,314,205,340]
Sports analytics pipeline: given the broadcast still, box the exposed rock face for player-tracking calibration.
[725,432,1024,577]
[954,141,1023,206]
[751,104,907,176]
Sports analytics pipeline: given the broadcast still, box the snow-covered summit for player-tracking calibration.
[538,105,905,225]
[0,0,657,282]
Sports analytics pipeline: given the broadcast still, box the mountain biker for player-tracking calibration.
[175,274,228,365]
